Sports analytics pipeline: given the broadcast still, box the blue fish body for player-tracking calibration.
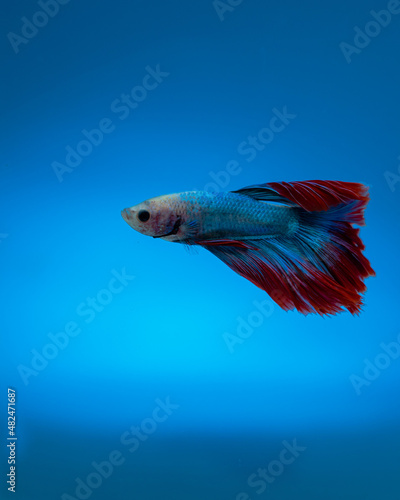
[172,191,298,241]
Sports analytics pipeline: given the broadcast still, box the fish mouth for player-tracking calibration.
[121,208,132,221]
[121,208,133,221]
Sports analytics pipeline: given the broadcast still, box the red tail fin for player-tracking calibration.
[202,180,375,315]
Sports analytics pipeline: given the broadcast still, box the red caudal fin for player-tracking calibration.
[202,181,375,315]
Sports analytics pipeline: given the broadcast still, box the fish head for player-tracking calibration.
[121,194,184,240]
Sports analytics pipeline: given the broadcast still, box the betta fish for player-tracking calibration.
[121,180,375,315]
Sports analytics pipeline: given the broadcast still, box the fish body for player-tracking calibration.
[122,180,375,315]
[122,191,297,242]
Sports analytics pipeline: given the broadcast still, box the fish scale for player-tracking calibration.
[175,191,296,240]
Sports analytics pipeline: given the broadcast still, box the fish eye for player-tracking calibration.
[138,209,150,222]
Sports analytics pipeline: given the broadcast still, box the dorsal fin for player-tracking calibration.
[232,185,296,206]
[233,180,370,212]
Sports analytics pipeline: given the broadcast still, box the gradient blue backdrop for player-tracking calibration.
[1,0,400,499]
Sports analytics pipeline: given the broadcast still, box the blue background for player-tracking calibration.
[1,0,400,499]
